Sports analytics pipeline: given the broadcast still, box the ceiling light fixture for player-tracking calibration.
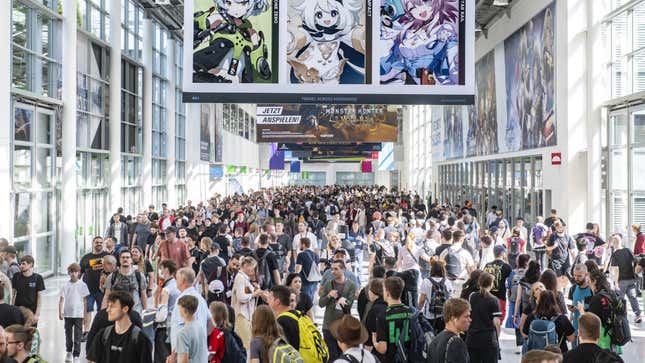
[493,0,509,6]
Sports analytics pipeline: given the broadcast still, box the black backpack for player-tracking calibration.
[442,248,463,279]
[256,248,274,290]
[593,349,624,363]
[509,237,521,256]
[426,278,449,316]
[221,329,247,363]
[110,271,143,295]
[599,292,631,346]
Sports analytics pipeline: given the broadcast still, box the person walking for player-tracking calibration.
[175,295,209,363]
[154,259,180,363]
[466,273,502,363]
[295,237,321,301]
[483,245,512,324]
[79,236,108,340]
[156,226,192,269]
[11,255,45,320]
[58,263,90,362]
[319,260,357,361]
[102,249,147,313]
[419,260,452,333]
[426,298,472,363]
[232,256,263,350]
[563,312,624,363]
[87,291,152,363]
[568,264,593,347]
[521,290,575,353]
[608,234,642,323]
[4,324,42,363]
[374,276,412,362]
[249,305,282,363]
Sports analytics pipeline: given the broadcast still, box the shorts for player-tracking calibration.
[86,291,104,312]
[549,259,569,277]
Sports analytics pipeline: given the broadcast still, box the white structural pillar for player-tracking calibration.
[0,0,12,239]
[109,0,123,211]
[142,18,153,200]
[185,103,204,203]
[166,38,177,206]
[60,0,78,270]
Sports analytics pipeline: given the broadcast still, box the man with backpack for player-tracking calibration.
[563,312,624,363]
[271,223,292,275]
[87,291,152,363]
[375,276,425,363]
[484,246,512,325]
[1,246,20,280]
[319,260,358,361]
[546,222,576,284]
[101,249,147,313]
[271,285,329,363]
[254,234,281,290]
[608,235,642,323]
[530,217,549,269]
[440,230,475,296]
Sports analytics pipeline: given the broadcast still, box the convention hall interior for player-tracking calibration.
[1,0,645,362]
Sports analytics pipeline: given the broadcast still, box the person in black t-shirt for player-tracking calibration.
[608,234,642,322]
[466,273,501,363]
[521,290,575,353]
[255,234,281,290]
[483,246,512,324]
[374,276,411,362]
[0,286,25,328]
[427,297,471,363]
[10,255,44,320]
[88,291,151,363]
[364,278,387,361]
[80,236,109,334]
[434,229,454,258]
[563,312,623,363]
[212,225,231,263]
[85,304,143,359]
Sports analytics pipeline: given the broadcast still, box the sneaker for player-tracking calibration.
[515,346,522,355]
[80,332,88,342]
[65,352,73,362]
[636,315,642,324]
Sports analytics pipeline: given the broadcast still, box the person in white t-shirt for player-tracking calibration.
[59,262,90,362]
[292,222,318,257]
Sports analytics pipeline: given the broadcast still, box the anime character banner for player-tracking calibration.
[504,2,555,152]
[287,0,370,84]
[466,49,497,157]
[192,0,278,84]
[379,0,465,86]
[256,104,400,142]
[442,105,464,159]
[183,0,475,104]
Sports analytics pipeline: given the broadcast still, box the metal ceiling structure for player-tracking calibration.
[475,0,516,39]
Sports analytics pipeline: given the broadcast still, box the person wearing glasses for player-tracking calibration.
[4,324,39,363]
[101,249,148,314]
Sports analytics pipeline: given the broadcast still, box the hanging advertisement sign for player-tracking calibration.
[200,104,211,161]
[256,104,399,142]
[184,0,475,104]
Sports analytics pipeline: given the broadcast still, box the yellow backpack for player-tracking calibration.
[278,310,329,363]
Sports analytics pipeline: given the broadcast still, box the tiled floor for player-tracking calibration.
[37,274,645,363]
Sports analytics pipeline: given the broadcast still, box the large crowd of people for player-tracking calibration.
[0,184,644,363]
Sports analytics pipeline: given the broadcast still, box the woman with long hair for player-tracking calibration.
[460,269,483,300]
[419,260,453,333]
[581,269,621,352]
[465,273,501,363]
[250,306,283,363]
[131,246,154,295]
[539,269,567,314]
[285,272,313,319]
[521,289,575,353]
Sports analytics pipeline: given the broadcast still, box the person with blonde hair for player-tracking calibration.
[232,256,264,349]
[426,298,472,363]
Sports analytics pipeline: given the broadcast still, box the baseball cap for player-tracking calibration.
[2,245,17,255]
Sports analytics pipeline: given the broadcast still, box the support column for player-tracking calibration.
[166,38,177,206]
[109,0,123,211]
[0,0,12,239]
[61,0,78,270]
[142,18,153,202]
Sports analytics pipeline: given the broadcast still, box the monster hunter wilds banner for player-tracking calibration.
[255,104,400,143]
[184,0,475,104]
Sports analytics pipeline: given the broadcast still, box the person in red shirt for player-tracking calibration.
[155,226,192,268]
[633,224,645,256]
[158,209,175,231]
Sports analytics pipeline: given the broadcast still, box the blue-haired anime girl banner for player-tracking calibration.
[184,0,475,104]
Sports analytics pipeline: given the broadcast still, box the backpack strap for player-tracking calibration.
[101,325,113,345]
[341,351,363,363]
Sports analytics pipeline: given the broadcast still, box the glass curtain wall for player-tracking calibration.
[175,41,187,205]
[120,0,144,216]
[336,172,375,186]
[76,32,110,258]
[289,172,326,186]
[152,21,169,207]
[11,0,62,274]
[437,156,544,227]
[77,0,110,42]
[409,105,432,199]
[222,104,256,141]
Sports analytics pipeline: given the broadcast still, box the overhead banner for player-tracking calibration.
[256,104,399,143]
[200,104,211,161]
[184,0,475,104]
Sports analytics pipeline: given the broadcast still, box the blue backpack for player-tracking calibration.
[221,328,247,363]
[527,316,559,351]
